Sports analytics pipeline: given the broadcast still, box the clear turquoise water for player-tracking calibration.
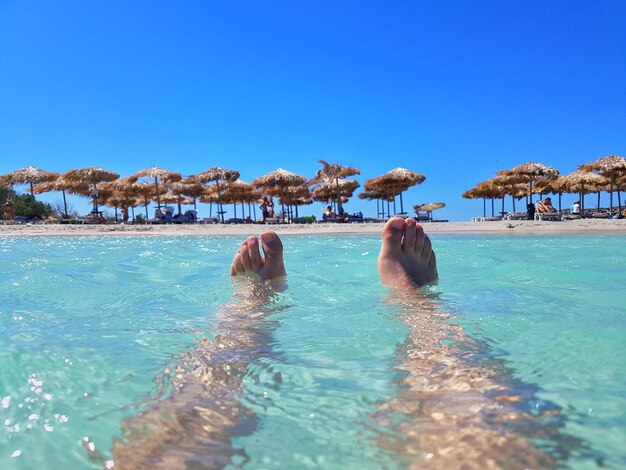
[0,234,624,468]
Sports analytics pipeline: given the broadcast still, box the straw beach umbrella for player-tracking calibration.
[33,174,91,217]
[366,168,425,215]
[130,166,182,211]
[497,162,559,203]
[311,179,359,202]
[414,202,445,221]
[0,166,57,196]
[220,180,258,220]
[253,169,307,222]
[556,170,609,213]
[462,182,500,218]
[579,155,626,212]
[64,166,120,214]
[359,187,394,219]
[309,160,361,214]
[191,167,240,222]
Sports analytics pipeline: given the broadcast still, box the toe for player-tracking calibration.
[428,250,437,268]
[231,252,245,275]
[247,236,263,271]
[402,218,417,253]
[260,231,283,261]
[421,234,432,259]
[381,217,405,254]
[414,224,426,254]
[239,241,252,271]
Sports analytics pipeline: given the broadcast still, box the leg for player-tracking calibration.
[374,220,555,467]
[378,217,438,288]
[112,232,286,468]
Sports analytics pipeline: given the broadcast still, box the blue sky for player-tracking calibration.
[1,0,625,220]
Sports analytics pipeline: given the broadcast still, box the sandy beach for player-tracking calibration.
[1,218,626,236]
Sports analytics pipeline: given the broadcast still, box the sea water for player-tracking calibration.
[0,234,624,469]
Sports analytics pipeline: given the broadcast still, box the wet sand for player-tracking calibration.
[1,218,626,236]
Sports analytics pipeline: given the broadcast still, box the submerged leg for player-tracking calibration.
[112,232,287,469]
[378,217,438,288]
[374,220,555,468]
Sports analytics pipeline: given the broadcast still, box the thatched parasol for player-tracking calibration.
[33,174,91,217]
[64,166,120,214]
[358,187,395,219]
[497,162,559,203]
[462,181,502,218]
[311,179,359,202]
[189,167,240,222]
[366,168,425,215]
[253,169,307,222]
[555,170,609,212]
[309,159,361,185]
[217,180,258,220]
[129,166,182,211]
[0,166,57,196]
[414,202,445,222]
[579,155,626,212]
[309,160,361,215]
[415,202,445,212]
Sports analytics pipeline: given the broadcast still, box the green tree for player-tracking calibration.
[12,194,53,219]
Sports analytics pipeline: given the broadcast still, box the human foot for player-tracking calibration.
[230,231,286,281]
[378,217,438,289]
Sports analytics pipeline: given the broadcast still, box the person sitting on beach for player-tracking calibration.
[571,201,581,215]
[536,197,555,213]
[322,205,337,220]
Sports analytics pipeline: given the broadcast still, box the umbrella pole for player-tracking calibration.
[609,178,614,212]
[115,206,118,222]
[580,191,584,214]
[529,181,533,203]
[131,206,135,221]
[399,192,404,214]
[483,198,486,218]
[215,180,224,223]
[501,196,504,216]
[491,198,495,217]
[558,193,562,212]
[512,195,516,212]
[387,200,391,219]
[193,198,197,210]
[62,190,68,218]
[233,203,237,219]
[253,203,257,221]
[155,178,161,210]
[597,192,601,210]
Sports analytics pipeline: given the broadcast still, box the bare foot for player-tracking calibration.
[230,231,286,281]
[378,217,438,288]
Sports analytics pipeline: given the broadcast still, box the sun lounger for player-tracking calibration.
[536,212,562,221]
[506,212,528,220]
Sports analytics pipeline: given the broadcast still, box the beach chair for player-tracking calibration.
[536,211,562,221]
[506,212,527,221]
[415,211,431,223]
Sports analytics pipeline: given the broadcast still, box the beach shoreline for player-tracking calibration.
[1,219,626,236]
